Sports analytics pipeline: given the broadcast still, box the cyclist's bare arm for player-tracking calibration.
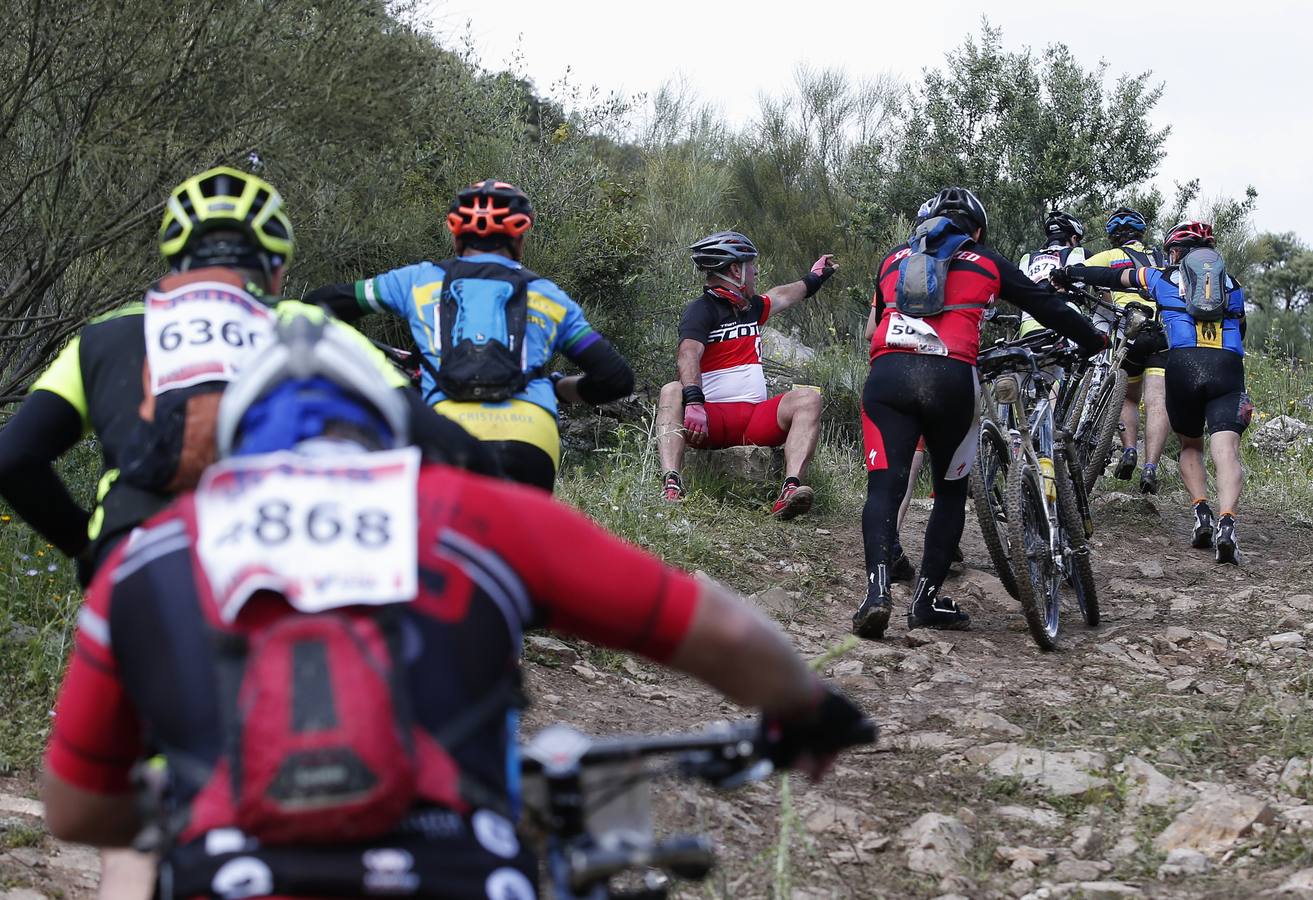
[43,774,138,846]
[668,581,822,719]
[863,306,879,342]
[767,254,838,314]
[677,339,705,388]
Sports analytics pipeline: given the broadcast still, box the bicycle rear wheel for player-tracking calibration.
[970,420,1018,598]
[1055,453,1099,626]
[1007,460,1060,650]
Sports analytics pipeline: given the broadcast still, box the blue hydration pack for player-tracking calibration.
[894,217,980,317]
[435,258,543,402]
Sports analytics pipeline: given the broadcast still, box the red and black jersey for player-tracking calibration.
[678,287,773,403]
[47,463,701,816]
[869,242,1103,365]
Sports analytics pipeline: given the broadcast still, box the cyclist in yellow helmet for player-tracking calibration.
[0,166,492,584]
[1083,207,1170,493]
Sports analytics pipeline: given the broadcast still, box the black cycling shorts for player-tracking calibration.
[1164,347,1252,438]
[163,809,538,899]
[487,440,556,492]
[1123,349,1167,380]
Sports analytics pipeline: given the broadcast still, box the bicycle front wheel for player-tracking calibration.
[1072,368,1128,494]
[970,420,1018,598]
[1007,460,1060,650]
[1055,452,1099,627]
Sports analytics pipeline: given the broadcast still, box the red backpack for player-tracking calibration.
[186,604,418,844]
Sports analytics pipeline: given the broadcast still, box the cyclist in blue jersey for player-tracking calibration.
[308,180,634,491]
[1056,220,1250,564]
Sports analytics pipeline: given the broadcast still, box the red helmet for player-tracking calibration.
[1164,220,1215,251]
[446,180,535,238]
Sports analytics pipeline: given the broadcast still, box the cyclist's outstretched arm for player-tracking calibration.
[999,258,1104,353]
[765,254,838,315]
[667,580,821,717]
[304,281,371,322]
[490,481,823,718]
[0,391,92,557]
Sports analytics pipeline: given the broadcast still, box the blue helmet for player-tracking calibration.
[1105,207,1147,240]
[216,313,409,458]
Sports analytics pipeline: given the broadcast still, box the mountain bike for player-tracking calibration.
[1059,289,1155,493]
[520,716,877,899]
[971,328,1089,600]
[977,339,1098,649]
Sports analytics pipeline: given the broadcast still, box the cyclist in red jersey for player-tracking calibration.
[656,231,837,519]
[42,313,867,900]
[852,188,1106,640]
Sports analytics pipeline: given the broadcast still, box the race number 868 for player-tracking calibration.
[241,500,391,548]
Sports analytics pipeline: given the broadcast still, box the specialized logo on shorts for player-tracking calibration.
[211,857,274,899]
[486,867,536,899]
[362,847,419,893]
[473,809,520,859]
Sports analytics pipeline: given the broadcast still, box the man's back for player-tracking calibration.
[49,457,702,892]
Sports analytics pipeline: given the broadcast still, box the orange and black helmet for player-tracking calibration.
[446,180,535,238]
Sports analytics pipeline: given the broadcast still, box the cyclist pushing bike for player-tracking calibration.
[1054,220,1250,564]
[853,187,1106,640]
[42,313,869,899]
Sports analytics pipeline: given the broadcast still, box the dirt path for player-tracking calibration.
[4,491,1313,899]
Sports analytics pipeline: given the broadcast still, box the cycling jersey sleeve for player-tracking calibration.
[757,295,771,324]
[677,299,715,345]
[369,263,433,318]
[0,390,92,557]
[998,254,1103,353]
[304,283,368,322]
[569,335,635,405]
[468,479,701,662]
[45,557,142,794]
[30,335,90,424]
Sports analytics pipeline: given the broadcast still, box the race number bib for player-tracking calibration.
[1025,251,1062,284]
[195,448,420,622]
[143,281,275,394]
[885,312,949,356]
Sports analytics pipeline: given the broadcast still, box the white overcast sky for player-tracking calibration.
[425,0,1309,242]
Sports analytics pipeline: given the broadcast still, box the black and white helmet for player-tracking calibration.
[923,187,988,237]
[689,230,758,272]
[1044,210,1085,243]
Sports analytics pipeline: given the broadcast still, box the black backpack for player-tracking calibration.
[1176,247,1231,322]
[894,217,985,317]
[434,258,543,402]
[1118,245,1163,269]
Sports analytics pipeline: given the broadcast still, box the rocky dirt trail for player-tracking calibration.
[4,490,1313,899]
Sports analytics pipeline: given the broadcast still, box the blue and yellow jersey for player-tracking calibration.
[352,253,599,418]
[1135,266,1245,355]
[1084,240,1161,309]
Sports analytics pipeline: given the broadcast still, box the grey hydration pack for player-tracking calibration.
[894,217,980,317]
[1177,247,1229,322]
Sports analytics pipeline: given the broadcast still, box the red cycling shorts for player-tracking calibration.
[704,396,788,448]
[861,409,925,472]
